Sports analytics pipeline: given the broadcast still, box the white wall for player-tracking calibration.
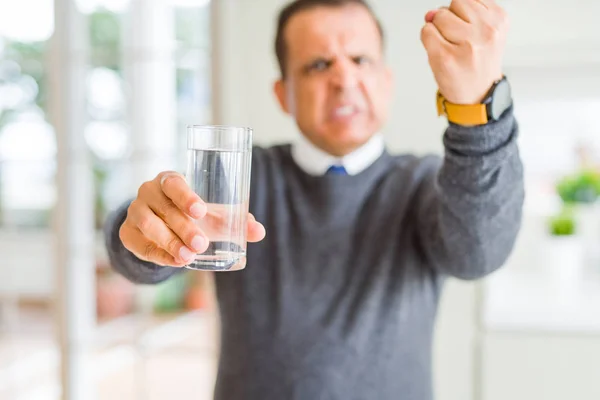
[502,0,600,67]
[482,334,600,400]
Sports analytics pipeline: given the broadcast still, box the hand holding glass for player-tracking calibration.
[185,125,255,271]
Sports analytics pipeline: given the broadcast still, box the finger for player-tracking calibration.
[145,192,209,254]
[248,223,266,243]
[449,0,482,23]
[421,22,453,53]
[120,223,186,267]
[432,7,472,45]
[130,201,199,264]
[475,0,493,9]
[247,214,266,243]
[197,209,266,243]
[158,171,207,219]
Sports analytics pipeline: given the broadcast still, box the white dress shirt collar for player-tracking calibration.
[290,133,385,176]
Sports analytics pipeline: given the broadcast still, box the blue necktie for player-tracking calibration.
[326,165,348,175]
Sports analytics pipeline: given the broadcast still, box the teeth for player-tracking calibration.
[335,105,354,117]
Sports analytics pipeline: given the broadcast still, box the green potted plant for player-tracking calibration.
[556,168,600,204]
[548,208,576,236]
[544,207,584,285]
[555,168,600,270]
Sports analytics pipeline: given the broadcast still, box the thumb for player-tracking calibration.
[425,9,439,23]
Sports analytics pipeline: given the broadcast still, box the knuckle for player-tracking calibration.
[128,200,147,228]
[181,193,197,211]
[158,170,179,180]
[129,199,138,210]
[162,174,177,189]
[464,38,476,54]
[481,24,499,42]
[182,223,200,244]
[451,0,465,9]
[143,242,157,261]
[128,199,141,215]
[156,171,169,181]
[458,35,477,56]
[439,54,458,73]
[157,170,175,183]
[497,6,508,22]
[160,172,184,192]
[421,24,433,43]
[137,181,153,199]
[118,223,128,244]
[158,199,177,219]
[138,214,154,233]
[499,11,510,30]
[166,236,182,254]
[435,8,448,20]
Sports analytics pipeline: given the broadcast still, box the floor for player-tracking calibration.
[0,305,220,400]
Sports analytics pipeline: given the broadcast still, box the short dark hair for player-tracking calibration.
[274,0,385,79]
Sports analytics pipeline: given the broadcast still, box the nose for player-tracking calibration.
[330,57,359,90]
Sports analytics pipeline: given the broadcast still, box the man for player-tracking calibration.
[105,0,524,399]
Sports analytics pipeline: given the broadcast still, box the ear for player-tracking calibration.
[274,79,290,114]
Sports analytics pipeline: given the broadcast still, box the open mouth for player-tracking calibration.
[331,105,360,120]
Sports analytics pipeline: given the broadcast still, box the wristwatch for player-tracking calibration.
[436,76,512,126]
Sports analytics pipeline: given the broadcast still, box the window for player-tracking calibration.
[0,0,212,229]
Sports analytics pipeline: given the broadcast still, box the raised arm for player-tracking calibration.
[416,0,524,278]
[416,107,523,279]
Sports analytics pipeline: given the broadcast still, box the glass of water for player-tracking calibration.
[185,125,253,271]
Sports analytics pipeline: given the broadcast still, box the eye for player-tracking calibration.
[352,56,370,66]
[305,58,331,73]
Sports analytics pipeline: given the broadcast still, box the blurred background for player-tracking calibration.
[0,0,599,399]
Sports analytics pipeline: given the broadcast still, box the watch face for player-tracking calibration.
[490,79,512,120]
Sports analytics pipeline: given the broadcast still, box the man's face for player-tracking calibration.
[274,4,393,157]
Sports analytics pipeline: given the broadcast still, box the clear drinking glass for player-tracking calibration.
[185,125,253,271]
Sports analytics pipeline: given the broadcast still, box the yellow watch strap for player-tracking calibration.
[436,91,488,126]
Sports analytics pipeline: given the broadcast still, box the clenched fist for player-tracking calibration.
[421,0,508,105]
[119,171,266,267]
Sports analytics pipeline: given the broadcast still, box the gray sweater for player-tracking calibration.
[105,108,524,400]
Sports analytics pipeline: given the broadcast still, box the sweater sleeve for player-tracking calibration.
[103,199,183,284]
[416,106,525,280]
